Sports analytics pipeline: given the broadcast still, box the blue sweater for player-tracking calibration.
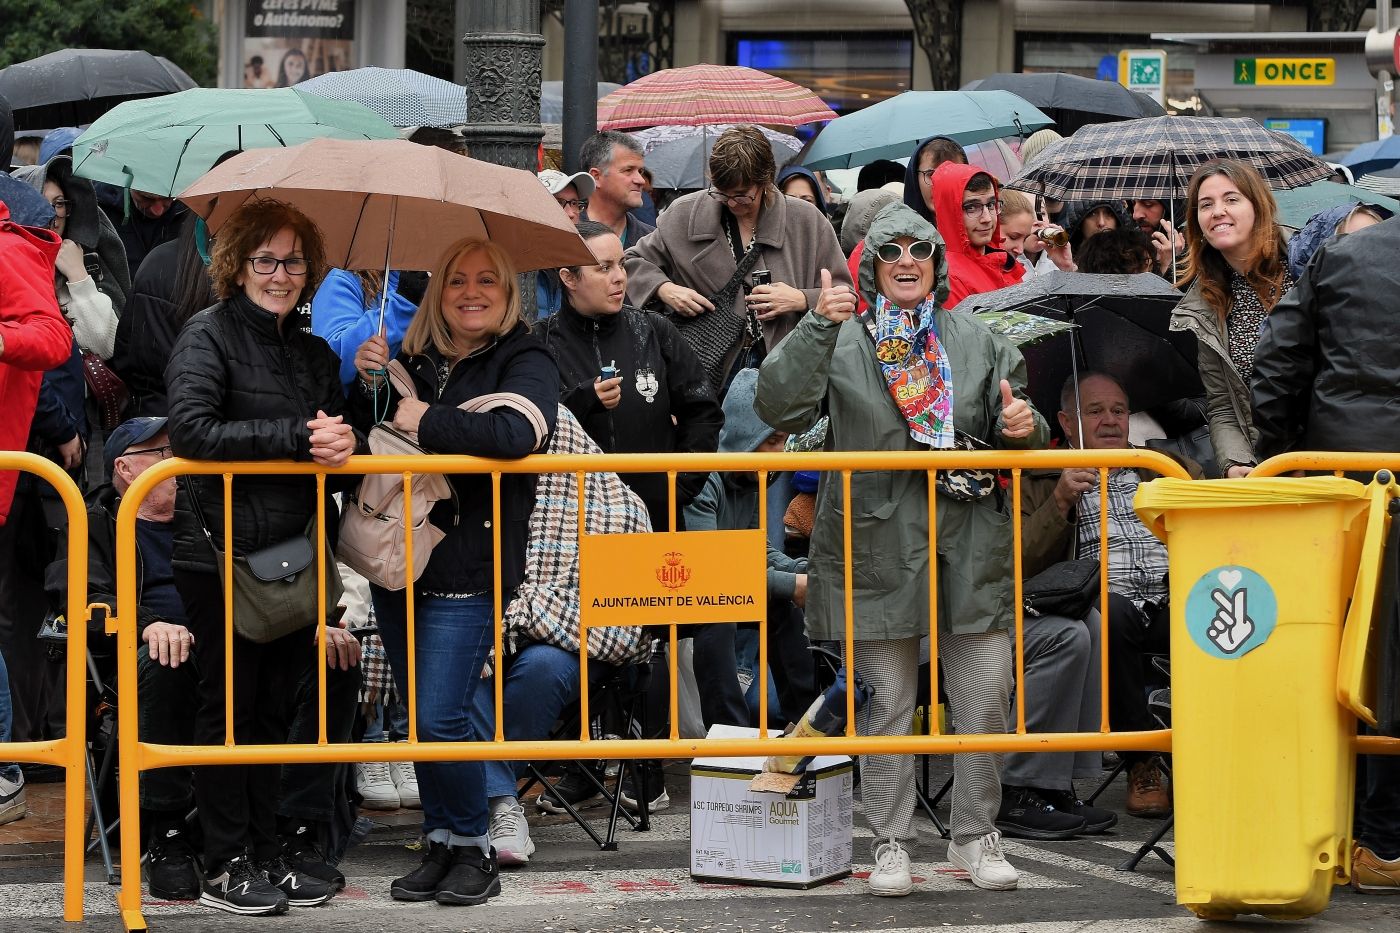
[311,269,418,390]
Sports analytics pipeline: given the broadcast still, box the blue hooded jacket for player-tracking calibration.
[777,165,828,215]
[902,135,967,225]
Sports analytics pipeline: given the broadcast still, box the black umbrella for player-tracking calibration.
[954,271,1200,427]
[0,48,196,130]
[974,72,1165,135]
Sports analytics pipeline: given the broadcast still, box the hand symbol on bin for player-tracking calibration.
[1207,587,1255,654]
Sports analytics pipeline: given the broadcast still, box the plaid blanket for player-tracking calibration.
[504,406,653,665]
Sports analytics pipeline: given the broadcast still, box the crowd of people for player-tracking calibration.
[4,82,1400,917]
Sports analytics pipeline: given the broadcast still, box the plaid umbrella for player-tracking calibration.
[1006,116,1332,201]
[296,67,468,128]
[597,64,836,131]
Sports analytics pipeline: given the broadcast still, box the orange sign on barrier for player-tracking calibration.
[579,529,768,627]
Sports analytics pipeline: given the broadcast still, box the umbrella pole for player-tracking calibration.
[1070,315,1084,446]
[377,198,397,337]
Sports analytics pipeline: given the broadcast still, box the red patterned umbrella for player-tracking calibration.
[596,64,837,131]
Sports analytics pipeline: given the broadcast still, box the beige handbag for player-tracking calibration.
[337,360,550,591]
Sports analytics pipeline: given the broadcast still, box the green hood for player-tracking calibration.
[859,202,950,310]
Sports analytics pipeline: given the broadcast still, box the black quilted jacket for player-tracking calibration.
[165,293,366,573]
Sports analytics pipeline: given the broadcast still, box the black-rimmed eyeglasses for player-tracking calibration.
[246,256,308,276]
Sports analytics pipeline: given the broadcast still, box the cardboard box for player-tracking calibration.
[690,725,853,889]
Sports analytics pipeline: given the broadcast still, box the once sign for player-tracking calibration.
[1234,58,1335,86]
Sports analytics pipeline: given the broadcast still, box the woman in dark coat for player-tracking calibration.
[166,199,362,916]
[351,237,558,908]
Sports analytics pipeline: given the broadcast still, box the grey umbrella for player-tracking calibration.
[0,48,196,130]
[297,67,468,128]
[973,72,1165,135]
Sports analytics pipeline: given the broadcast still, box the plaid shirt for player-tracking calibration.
[1074,468,1168,609]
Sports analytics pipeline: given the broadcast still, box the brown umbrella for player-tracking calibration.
[178,137,595,275]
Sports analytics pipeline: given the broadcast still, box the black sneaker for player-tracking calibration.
[994,785,1086,841]
[282,822,345,891]
[619,764,670,814]
[1041,788,1119,835]
[199,854,289,916]
[261,854,336,907]
[146,827,201,900]
[535,764,604,815]
[391,840,453,901]
[435,845,501,906]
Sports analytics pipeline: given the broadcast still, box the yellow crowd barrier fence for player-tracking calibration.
[0,453,90,922]
[108,447,1183,929]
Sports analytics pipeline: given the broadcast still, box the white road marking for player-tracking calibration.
[1001,840,1175,896]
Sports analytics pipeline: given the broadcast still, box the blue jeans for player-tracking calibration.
[467,642,602,799]
[0,649,18,783]
[363,699,409,743]
[372,589,493,845]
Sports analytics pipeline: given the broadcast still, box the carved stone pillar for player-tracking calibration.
[461,0,544,172]
[461,0,544,317]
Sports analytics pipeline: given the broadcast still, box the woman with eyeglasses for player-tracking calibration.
[756,201,1047,898]
[931,162,1033,308]
[165,199,365,916]
[625,124,850,394]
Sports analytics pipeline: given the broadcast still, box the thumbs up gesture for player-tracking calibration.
[812,268,857,324]
[999,379,1034,439]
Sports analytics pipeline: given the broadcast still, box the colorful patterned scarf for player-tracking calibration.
[868,293,954,449]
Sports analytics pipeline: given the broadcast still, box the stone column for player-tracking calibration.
[460,0,545,172]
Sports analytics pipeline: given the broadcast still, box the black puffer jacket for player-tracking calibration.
[166,293,366,572]
[348,322,559,595]
[113,238,181,416]
[1252,218,1400,459]
[534,302,722,528]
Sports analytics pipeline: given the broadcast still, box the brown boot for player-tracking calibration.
[1125,758,1171,818]
[1352,845,1400,894]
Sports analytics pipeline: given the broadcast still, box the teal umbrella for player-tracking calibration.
[1271,180,1400,229]
[71,87,398,197]
[801,91,1053,171]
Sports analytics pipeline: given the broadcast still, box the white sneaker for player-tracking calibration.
[489,798,536,866]
[868,839,913,896]
[0,771,26,827]
[355,760,399,811]
[390,754,420,809]
[948,831,1019,891]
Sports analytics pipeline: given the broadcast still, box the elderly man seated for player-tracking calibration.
[1017,373,1202,822]
[47,417,362,900]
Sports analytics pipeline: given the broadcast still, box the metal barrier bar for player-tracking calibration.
[0,454,88,922]
[1011,468,1026,735]
[112,448,1190,929]
[1254,452,1400,478]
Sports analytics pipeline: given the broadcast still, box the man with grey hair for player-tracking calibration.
[580,130,654,248]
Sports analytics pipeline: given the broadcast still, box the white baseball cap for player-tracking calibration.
[538,169,595,199]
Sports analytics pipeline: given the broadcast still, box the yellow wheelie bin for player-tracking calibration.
[1134,476,1373,920]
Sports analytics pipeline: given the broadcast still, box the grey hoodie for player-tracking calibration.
[684,368,808,599]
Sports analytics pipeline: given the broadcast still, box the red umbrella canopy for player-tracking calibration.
[597,64,837,131]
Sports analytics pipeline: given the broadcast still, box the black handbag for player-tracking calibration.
[667,242,764,397]
[1023,558,1101,620]
[186,479,342,643]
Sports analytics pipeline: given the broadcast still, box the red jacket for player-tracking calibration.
[931,161,1024,308]
[0,201,71,524]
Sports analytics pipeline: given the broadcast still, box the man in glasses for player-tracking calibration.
[929,162,1025,308]
[535,170,597,319]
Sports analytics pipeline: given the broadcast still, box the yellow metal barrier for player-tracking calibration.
[113,448,1184,930]
[1253,452,1400,757]
[0,453,90,922]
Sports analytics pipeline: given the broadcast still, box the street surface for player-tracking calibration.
[4,759,1398,932]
